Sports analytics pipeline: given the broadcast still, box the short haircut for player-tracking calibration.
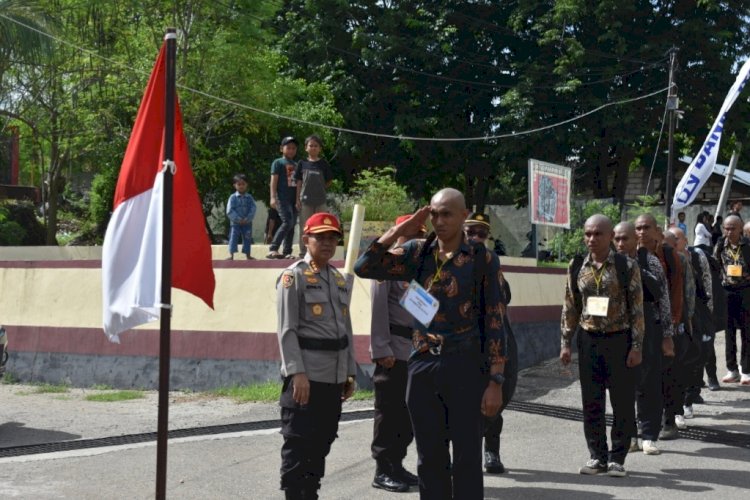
[233,173,248,184]
[305,134,323,148]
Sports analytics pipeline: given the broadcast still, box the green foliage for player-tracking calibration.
[85,390,145,402]
[336,166,416,222]
[0,205,26,245]
[626,195,668,227]
[548,199,621,260]
[212,380,282,403]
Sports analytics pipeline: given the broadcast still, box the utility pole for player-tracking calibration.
[665,48,679,222]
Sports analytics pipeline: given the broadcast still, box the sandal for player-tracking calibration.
[266,251,283,259]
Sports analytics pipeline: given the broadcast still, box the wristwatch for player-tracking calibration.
[489,372,505,385]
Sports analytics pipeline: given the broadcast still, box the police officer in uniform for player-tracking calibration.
[369,214,425,492]
[463,212,518,474]
[277,212,357,500]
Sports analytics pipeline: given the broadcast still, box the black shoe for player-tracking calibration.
[372,472,409,493]
[693,394,705,404]
[392,465,419,487]
[484,451,505,474]
[708,378,720,391]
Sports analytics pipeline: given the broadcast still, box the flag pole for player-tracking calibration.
[156,27,177,500]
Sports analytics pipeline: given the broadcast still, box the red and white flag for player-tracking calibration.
[102,43,215,343]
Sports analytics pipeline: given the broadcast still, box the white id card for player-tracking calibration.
[587,296,609,317]
[727,264,742,277]
[399,280,440,327]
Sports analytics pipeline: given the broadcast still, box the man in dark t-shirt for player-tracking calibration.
[268,136,299,259]
[295,135,333,257]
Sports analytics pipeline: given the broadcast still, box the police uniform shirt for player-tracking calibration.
[561,249,645,350]
[277,254,356,384]
[370,280,413,362]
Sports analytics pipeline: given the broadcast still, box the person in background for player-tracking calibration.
[677,212,688,234]
[694,212,713,251]
[712,215,724,248]
[276,212,356,500]
[226,173,257,260]
[268,136,299,259]
[714,215,750,386]
[728,200,744,220]
[295,135,334,258]
[463,212,518,475]
[368,214,425,493]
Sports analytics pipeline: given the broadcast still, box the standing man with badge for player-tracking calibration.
[463,212,518,474]
[368,215,426,493]
[355,188,506,500]
[276,213,356,500]
[714,215,750,385]
[561,214,644,477]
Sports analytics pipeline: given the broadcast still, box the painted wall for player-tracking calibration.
[0,247,566,390]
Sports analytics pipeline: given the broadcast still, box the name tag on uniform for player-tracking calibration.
[727,264,743,277]
[400,280,440,327]
[587,296,609,317]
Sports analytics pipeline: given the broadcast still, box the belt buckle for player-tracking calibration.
[429,344,442,356]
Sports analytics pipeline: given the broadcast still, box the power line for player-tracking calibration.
[0,12,671,143]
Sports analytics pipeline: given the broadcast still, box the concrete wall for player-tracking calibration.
[0,247,566,390]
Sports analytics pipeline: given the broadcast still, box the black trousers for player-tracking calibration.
[635,303,663,441]
[703,335,718,381]
[577,330,636,465]
[663,333,689,421]
[407,349,485,500]
[372,359,414,467]
[726,291,750,374]
[684,316,707,405]
[483,316,518,453]
[279,378,343,493]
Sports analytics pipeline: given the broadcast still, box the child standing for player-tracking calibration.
[294,134,333,257]
[226,173,257,260]
[267,136,298,259]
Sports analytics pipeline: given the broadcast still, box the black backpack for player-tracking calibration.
[570,253,631,311]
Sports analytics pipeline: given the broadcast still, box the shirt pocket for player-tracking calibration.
[303,290,332,321]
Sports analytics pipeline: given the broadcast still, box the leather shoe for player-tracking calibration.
[484,451,505,474]
[372,472,409,493]
[707,378,720,391]
[392,465,418,487]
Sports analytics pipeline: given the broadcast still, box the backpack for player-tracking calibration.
[570,252,631,312]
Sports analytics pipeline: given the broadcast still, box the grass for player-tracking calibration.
[91,383,114,390]
[85,390,145,402]
[537,260,569,268]
[28,382,70,394]
[0,371,20,384]
[212,381,374,403]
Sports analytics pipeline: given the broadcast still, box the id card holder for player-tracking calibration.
[587,296,609,317]
[399,280,440,327]
[727,264,743,277]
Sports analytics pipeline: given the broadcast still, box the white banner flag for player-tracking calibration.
[672,58,750,215]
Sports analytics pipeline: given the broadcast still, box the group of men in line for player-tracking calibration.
[272,187,750,499]
[561,212,750,478]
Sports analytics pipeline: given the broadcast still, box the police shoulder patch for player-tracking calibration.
[281,270,295,288]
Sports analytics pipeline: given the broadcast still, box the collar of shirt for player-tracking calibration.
[426,236,472,257]
[582,248,615,268]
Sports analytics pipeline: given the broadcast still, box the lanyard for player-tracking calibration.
[591,262,607,295]
[728,245,742,265]
[431,250,452,286]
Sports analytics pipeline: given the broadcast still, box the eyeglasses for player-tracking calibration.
[466,229,489,238]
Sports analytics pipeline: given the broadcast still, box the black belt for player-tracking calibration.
[582,328,629,338]
[419,335,480,356]
[298,336,349,351]
[389,324,414,339]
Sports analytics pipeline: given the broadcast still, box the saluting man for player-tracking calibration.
[276,212,356,500]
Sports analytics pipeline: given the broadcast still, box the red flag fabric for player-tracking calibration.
[102,42,215,342]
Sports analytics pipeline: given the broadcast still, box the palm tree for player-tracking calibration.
[0,0,51,79]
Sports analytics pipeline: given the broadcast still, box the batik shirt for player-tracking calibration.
[643,251,674,337]
[692,247,714,313]
[679,252,696,322]
[561,249,645,351]
[354,238,507,367]
[715,238,750,291]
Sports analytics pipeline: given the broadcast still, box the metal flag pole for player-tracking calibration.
[665,48,679,222]
[156,27,177,500]
[715,144,742,221]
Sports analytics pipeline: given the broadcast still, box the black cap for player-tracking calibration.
[280,136,297,146]
[465,212,490,228]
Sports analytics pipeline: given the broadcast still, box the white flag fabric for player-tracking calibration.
[672,58,750,214]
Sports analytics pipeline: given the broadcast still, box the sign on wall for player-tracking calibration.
[528,159,571,229]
